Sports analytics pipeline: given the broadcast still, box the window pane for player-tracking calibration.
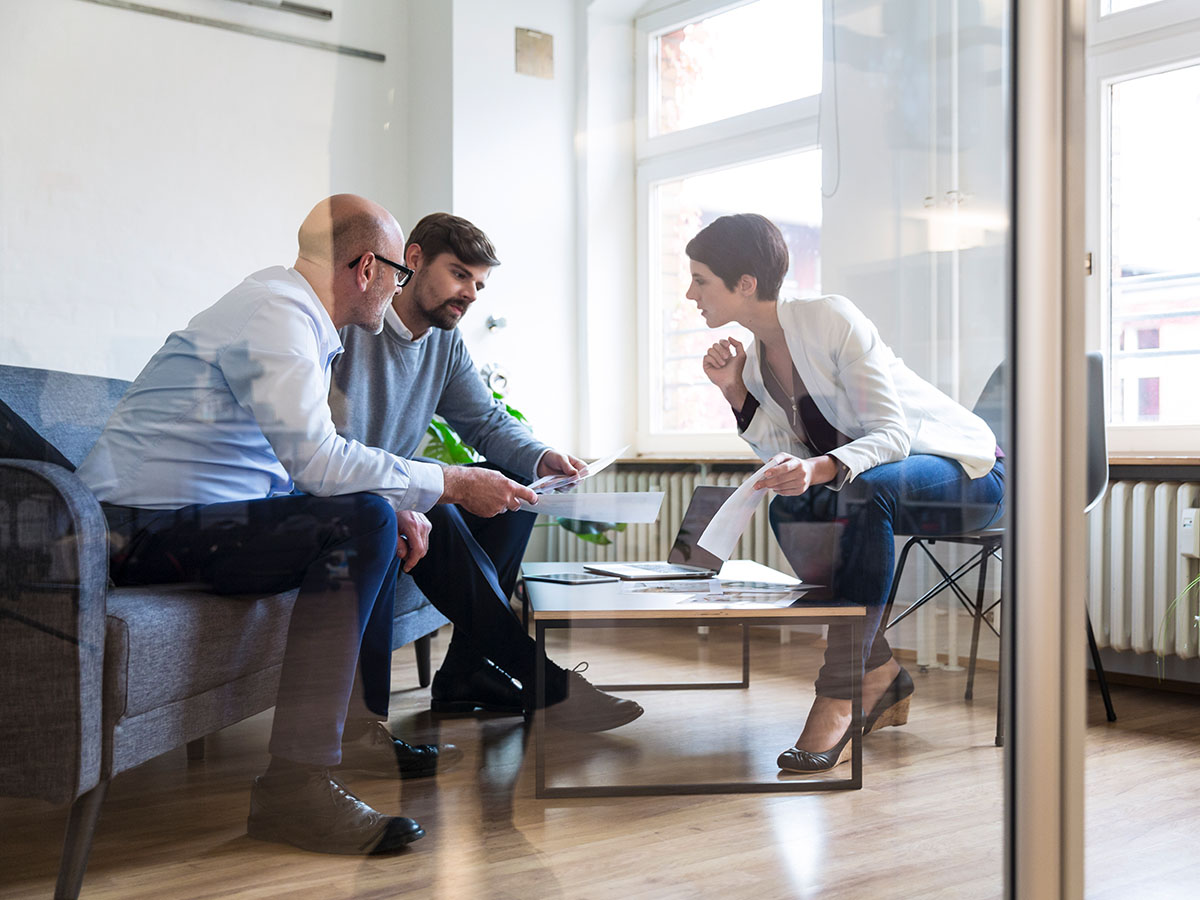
[653,151,822,434]
[655,0,821,136]
[1108,63,1200,426]
[1102,0,1166,14]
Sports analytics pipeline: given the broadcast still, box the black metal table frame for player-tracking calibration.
[534,613,863,797]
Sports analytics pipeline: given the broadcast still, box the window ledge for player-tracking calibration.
[1108,454,1200,466]
[617,455,760,466]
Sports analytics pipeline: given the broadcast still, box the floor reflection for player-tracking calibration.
[2,625,1191,898]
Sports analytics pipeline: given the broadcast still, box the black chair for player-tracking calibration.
[881,352,1116,745]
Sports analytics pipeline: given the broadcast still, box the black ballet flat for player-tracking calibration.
[863,667,914,736]
[777,724,855,773]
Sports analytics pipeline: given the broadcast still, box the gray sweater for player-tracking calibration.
[330,318,548,480]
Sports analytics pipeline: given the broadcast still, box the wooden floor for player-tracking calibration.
[3,626,1198,900]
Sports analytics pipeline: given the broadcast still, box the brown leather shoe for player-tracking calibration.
[544,668,644,733]
[247,768,423,854]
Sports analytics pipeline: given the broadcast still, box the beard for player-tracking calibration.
[405,278,468,332]
[424,299,464,331]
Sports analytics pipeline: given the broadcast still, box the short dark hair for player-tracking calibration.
[406,213,501,268]
[684,213,788,300]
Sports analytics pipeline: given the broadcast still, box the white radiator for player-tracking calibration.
[539,464,795,576]
[1088,480,1200,659]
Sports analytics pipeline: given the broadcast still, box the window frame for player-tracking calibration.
[1085,0,1200,454]
[633,0,823,455]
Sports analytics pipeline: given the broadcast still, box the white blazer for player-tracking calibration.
[739,294,998,483]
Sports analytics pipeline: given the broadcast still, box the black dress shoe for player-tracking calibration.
[247,768,423,854]
[863,667,914,735]
[431,659,525,716]
[339,721,463,780]
[777,724,855,773]
[544,668,644,733]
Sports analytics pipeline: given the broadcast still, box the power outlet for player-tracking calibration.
[1180,508,1200,559]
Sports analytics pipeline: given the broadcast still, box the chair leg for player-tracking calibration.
[186,737,205,761]
[882,536,922,629]
[995,610,1005,747]
[54,780,109,900]
[1086,610,1118,722]
[414,633,433,688]
[965,547,993,701]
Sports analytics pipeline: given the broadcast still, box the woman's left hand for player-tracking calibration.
[754,453,816,496]
[755,453,841,496]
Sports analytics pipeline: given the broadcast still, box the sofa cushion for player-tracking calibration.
[0,364,131,467]
[0,398,74,469]
[104,585,297,720]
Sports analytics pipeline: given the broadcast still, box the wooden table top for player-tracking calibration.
[521,560,863,621]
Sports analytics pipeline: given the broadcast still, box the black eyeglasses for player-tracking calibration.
[348,253,414,288]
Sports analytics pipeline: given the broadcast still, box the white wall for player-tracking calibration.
[0,0,409,378]
[443,0,581,452]
[0,0,586,451]
[405,0,453,219]
[578,0,640,458]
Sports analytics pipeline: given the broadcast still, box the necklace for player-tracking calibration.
[761,349,800,424]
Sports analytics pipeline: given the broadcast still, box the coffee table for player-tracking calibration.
[521,560,867,797]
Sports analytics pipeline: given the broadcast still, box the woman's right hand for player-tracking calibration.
[702,337,749,406]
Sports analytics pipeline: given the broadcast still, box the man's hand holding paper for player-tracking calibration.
[529,445,627,495]
[520,445,663,522]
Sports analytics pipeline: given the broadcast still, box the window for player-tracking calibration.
[1087,0,1200,451]
[653,1,821,136]
[636,0,824,453]
[1104,0,1166,13]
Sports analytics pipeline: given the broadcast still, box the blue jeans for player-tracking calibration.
[770,455,1005,699]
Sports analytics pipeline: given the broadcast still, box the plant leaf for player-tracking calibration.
[554,517,625,545]
[424,417,480,464]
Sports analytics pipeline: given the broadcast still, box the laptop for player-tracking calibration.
[583,485,735,580]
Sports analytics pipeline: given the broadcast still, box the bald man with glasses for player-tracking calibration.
[78,195,541,855]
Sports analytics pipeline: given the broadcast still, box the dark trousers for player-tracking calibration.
[406,502,569,701]
[770,455,1005,699]
[103,492,400,767]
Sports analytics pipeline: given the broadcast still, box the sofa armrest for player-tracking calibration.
[0,459,109,805]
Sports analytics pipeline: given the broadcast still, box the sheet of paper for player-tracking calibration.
[714,580,803,593]
[518,490,663,523]
[619,579,721,594]
[696,459,778,559]
[674,591,803,609]
[529,445,629,495]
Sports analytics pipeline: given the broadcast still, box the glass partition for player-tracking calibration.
[0,0,1097,898]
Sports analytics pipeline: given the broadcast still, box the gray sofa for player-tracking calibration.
[0,363,449,899]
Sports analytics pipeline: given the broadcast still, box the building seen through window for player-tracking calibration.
[1107,62,1200,426]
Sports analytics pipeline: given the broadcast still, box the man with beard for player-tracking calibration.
[329,213,642,734]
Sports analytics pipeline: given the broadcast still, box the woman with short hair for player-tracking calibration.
[687,213,1004,772]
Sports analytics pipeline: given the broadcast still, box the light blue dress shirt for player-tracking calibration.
[78,266,444,512]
